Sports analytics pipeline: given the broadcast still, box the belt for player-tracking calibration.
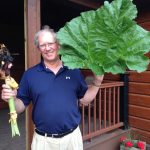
[35,126,77,138]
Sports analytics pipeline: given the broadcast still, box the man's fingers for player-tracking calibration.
[2,84,11,89]
[1,84,16,102]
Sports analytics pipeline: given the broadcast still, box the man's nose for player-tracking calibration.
[45,44,51,50]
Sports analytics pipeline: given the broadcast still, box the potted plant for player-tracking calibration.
[120,136,146,150]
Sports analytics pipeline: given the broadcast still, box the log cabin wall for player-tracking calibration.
[105,1,150,144]
[128,4,150,143]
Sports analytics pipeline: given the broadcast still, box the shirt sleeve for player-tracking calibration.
[17,71,31,106]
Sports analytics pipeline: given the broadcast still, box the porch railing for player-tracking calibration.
[80,81,124,141]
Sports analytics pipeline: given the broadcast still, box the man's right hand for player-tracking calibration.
[1,84,17,102]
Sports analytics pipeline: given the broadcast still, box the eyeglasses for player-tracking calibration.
[39,42,56,50]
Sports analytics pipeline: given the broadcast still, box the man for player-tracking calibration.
[1,26,103,150]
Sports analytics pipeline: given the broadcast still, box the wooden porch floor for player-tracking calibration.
[0,108,26,150]
[1,108,123,150]
[0,108,124,150]
[0,108,132,150]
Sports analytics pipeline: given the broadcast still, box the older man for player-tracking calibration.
[1,26,103,150]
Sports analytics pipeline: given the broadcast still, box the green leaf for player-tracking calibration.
[126,55,150,72]
[57,0,150,75]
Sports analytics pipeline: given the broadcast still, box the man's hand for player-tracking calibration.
[93,74,104,87]
[1,84,17,103]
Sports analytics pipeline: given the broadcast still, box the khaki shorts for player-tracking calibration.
[31,126,83,150]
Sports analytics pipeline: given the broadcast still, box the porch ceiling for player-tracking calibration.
[45,0,150,10]
[0,0,149,18]
[0,0,24,25]
[0,0,149,26]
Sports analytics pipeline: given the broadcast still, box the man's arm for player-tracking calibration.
[1,84,26,114]
[80,75,104,104]
[14,98,26,114]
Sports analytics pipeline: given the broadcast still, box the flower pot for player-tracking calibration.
[120,146,140,150]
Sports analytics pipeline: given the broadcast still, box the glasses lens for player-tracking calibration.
[39,42,56,49]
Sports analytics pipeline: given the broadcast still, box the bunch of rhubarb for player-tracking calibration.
[0,44,20,137]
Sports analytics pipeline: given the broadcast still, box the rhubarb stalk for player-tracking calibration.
[5,76,20,137]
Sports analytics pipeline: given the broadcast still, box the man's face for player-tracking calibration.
[38,32,59,62]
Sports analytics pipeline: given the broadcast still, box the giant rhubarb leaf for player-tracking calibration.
[57,0,150,75]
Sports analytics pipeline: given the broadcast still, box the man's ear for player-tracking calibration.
[57,43,60,49]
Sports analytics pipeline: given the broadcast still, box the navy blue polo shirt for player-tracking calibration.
[17,61,88,134]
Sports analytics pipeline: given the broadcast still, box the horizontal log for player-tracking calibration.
[81,69,93,78]
[129,82,150,95]
[68,0,103,9]
[139,21,150,30]
[145,52,150,58]
[81,70,120,81]
[131,128,150,144]
[129,93,150,107]
[147,63,150,71]
[136,11,150,25]
[103,73,120,81]
[129,116,150,132]
[128,71,150,83]
[129,105,150,120]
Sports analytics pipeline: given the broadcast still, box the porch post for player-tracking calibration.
[120,73,129,129]
[24,0,41,150]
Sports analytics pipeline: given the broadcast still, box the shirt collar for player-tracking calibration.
[37,60,68,72]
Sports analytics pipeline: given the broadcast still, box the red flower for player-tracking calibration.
[137,141,145,150]
[125,141,133,147]
[120,136,126,142]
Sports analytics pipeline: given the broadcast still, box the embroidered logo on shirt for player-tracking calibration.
[66,76,70,79]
